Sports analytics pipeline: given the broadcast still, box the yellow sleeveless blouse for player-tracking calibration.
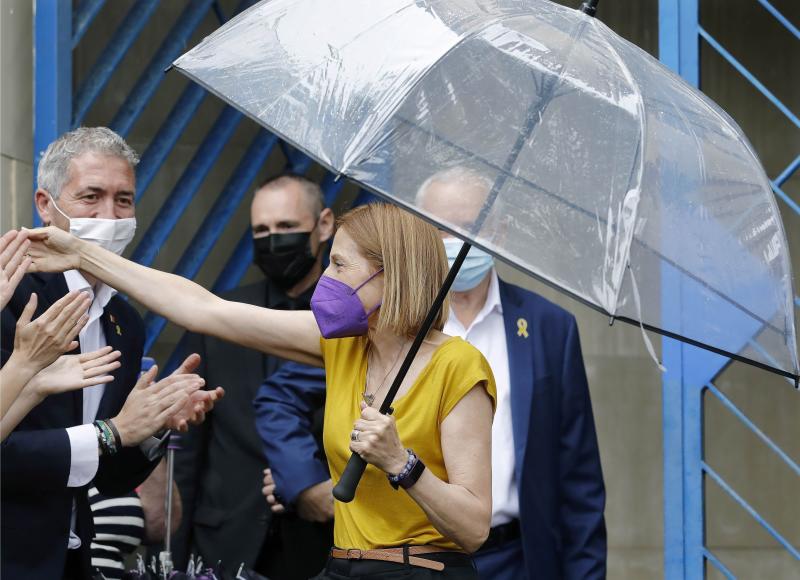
[320,335,496,551]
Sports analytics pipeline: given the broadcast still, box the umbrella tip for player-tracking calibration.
[579,0,599,16]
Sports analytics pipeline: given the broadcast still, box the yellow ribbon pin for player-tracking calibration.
[517,318,529,338]
[115,325,122,336]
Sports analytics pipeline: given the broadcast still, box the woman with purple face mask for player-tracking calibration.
[23,202,496,579]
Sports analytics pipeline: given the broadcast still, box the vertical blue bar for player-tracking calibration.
[659,1,703,578]
[33,0,72,227]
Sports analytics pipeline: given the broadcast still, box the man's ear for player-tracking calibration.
[34,189,52,225]
[318,207,335,243]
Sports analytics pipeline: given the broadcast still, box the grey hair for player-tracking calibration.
[37,127,140,199]
[415,166,493,206]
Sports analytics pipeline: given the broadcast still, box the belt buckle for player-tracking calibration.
[347,549,363,560]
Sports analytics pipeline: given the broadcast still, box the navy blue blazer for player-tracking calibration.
[499,279,606,579]
[254,279,606,578]
[254,362,329,505]
[1,272,159,580]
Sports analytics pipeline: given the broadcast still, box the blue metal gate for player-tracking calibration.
[659,0,799,577]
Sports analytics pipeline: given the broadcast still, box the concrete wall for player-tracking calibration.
[1,1,797,578]
[0,0,34,233]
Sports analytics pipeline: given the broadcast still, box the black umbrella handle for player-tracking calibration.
[332,241,472,503]
[332,454,368,502]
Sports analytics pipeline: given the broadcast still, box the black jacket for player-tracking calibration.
[1,272,158,579]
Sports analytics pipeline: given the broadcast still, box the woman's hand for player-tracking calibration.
[14,291,91,373]
[24,226,84,274]
[111,366,204,447]
[0,230,31,309]
[350,401,408,475]
[27,346,122,400]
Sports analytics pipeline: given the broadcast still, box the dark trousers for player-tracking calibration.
[62,548,89,580]
[312,552,478,579]
[255,514,334,580]
[474,537,525,580]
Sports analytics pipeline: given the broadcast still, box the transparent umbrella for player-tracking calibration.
[171,0,799,496]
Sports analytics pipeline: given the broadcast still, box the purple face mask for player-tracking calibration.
[310,268,383,339]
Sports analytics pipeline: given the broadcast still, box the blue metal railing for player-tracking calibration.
[72,0,160,128]
[660,0,799,577]
[110,0,218,136]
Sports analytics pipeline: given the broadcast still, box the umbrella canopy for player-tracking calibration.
[173,0,798,380]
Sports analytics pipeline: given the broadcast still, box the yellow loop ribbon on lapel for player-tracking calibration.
[517,317,529,338]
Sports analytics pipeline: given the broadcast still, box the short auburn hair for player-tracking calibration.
[337,203,449,337]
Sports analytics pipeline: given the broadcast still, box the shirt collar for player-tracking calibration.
[477,269,503,318]
[446,269,502,332]
[63,269,117,310]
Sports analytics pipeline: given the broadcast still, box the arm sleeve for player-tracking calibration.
[253,361,330,505]
[0,428,72,492]
[94,445,159,496]
[558,317,607,580]
[438,341,497,420]
[66,424,99,487]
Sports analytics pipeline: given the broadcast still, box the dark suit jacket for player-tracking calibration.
[499,280,606,579]
[255,279,607,579]
[0,272,158,580]
[173,280,283,568]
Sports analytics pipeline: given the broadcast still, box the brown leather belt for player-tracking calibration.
[330,546,466,572]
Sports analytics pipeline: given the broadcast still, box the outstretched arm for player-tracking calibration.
[26,227,322,366]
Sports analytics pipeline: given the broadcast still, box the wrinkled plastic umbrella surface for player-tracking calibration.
[172,0,798,380]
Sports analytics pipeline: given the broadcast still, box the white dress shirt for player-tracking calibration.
[443,270,519,527]
[63,269,117,548]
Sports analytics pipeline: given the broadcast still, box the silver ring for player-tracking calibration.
[350,430,360,442]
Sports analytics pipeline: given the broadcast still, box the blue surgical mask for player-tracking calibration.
[443,237,493,292]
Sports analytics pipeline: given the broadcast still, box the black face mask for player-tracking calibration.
[253,231,319,290]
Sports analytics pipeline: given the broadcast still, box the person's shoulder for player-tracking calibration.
[499,278,576,328]
[434,337,497,414]
[436,337,493,376]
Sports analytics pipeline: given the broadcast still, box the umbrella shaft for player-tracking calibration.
[165,448,175,553]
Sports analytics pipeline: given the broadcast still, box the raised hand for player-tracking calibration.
[164,353,225,431]
[111,366,204,447]
[14,291,92,373]
[0,230,31,309]
[24,226,83,274]
[28,346,122,400]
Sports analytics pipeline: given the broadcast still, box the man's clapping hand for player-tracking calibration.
[111,365,203,447]
[163,353,225,431]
